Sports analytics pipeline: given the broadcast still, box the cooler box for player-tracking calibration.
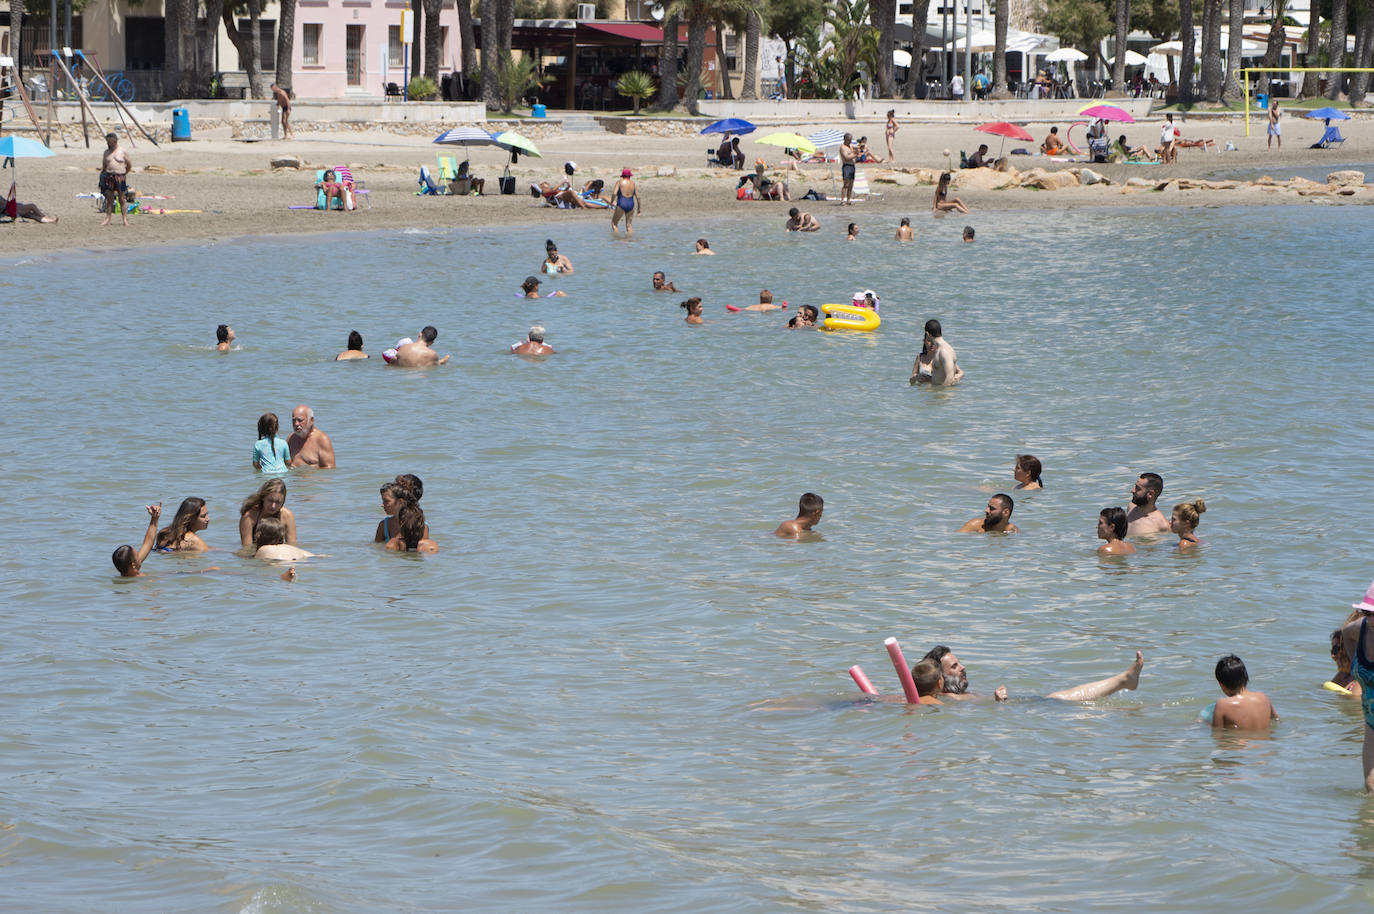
[171,108,191,142]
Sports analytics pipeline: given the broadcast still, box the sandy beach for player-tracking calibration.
[4,114,1370,258]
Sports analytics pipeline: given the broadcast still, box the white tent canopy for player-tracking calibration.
[942,28,1053,55]
[1108,50,1150,66]
[1044,47,1088,63]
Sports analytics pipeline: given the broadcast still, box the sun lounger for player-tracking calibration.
[335,166,369,207]
[316,169,356,210]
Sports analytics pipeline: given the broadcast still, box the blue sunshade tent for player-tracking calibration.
[701,117,756,135]
[1303,107,1351,121]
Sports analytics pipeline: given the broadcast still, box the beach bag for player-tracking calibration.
[802,188,826,201]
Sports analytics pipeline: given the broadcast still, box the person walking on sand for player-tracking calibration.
[610,169,640,235]
[885,110,899,162]
[100,132,132,226]
[271,84,294,140]
[1267,100,1281,151]
[839,133,857,205]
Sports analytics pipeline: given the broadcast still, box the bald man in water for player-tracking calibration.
[288,404,336,468]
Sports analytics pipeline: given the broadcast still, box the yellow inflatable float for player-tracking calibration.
[821,303,881,332]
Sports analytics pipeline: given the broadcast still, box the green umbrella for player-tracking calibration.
[491,131,542,158]
[755,132,817,155]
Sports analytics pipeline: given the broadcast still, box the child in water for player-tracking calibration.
[252,412,291,473]
[111,502,162,576]
[1211,655,1278,730]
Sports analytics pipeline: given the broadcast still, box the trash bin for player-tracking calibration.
[171,107,191,142]
[1256,93,1269,109]
[532,103,547,118]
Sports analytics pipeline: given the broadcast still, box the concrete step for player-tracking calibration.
[558,113,609,134]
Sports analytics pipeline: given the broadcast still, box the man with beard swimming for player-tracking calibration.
[922,645,1144,702]
[1125,472,1170,537]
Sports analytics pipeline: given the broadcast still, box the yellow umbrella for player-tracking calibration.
[755,132,817,155]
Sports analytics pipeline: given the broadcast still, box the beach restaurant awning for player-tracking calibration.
[580,22,664,44]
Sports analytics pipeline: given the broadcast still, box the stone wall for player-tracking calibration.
[595,117,706,137]
[485,120,565,141]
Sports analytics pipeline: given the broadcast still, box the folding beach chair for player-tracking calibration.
[1313,126,1346,149]
[335,165,369,208]
[416,165,448,196]
[315,169,355,210]
[851,168,882,202]
[436,154,459,184]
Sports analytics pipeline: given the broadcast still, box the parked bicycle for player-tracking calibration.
[87,71,136,104]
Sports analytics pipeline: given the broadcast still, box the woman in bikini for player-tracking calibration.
[1013,454,1043,490]
[384,502,439,553]
[885,110,899,163]
[239,478,296,549]
[542,240,573,274]
[681,297,704,324]
[610,169,639,235]
[156,497,212,551]
[933,172,970,215]
[1339,582,1374,792]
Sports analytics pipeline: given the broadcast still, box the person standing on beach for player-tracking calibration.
[610,168,639,236]
[839,134,857,205]
[288,405,336,468]
[271,84,293,140]
[100,132,132,227]
[1160,114,1177,164]
[885,110,899,162]
[1267,100,1281,151]
[1124,473,1169,537]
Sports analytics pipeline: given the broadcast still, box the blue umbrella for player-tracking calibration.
[1303,107,1351,121]
[0,134,55,195]
[700,117,756,135]
[433,126,498,145]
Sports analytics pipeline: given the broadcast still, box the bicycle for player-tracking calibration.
[87,71,136,104]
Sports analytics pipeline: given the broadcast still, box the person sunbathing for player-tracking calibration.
[533,181,594,209]
[4,187,57,223]
[317,169,348,211]
[1040,127,1065,155]
[1112,134,1155,162]
[933,172,970,215]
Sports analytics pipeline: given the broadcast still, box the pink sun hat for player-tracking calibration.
[1353,579,1374,612]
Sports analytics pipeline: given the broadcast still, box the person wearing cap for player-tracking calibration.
[520,276,566,299]
[1124,473,1170,537]
[1340,580,1374,791]
[610,168,640,235]
[100,131,132,226]
[511,325,555,356]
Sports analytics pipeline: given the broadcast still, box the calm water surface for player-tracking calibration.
[2,204,1373,913]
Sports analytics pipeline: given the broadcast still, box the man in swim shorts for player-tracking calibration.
[839,133,857,205]
[1267,100,1281,151]
[511,325,555,356]
[270,83,294,140]
[1041,126,1065,155]
[774,492,823,539]
[390,326,450,368]
[288,404,336,469]
[923,644,1144,702]
[959,493,1018,533]
[967,144,990,168]
[785,208,819,232]
[1124,473,1170,537]
[1211,654,1278,729]
[100,132,132,226]
[610,169,639,235]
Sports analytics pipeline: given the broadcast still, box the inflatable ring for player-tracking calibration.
[1323,680,1354,696]
[821,303,880,332]
[1063,120,1090,156]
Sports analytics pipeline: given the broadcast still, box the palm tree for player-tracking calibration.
[1223,0,1243,100]
[1301,7,1322,96]
[993,0,1008,94]
[1179,0,1195,102]
[740,8,763,99]
[423,0,444,80]
[222,0,267,98]
[905,0,932,98]
[164,0,197,98]
[1327,0,1350,99]
[1111,0,1129,94]
[680,6,709,112]
[655,11,682,109]
[277,0,298,90]
[1260,0,1287,69]
[616,70,657,112]
[870,0,897,97]
[480,0,515,109]
[458,0,478,83]
[827,0,879,99]
[1349,0,1374,104]
[1200,0,1221,101]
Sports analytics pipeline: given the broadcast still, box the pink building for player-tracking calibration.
[292,0,464,98]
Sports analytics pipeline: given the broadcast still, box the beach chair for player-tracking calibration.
[437,154,459,185]
[851,168,882,202]
[315,169,355,210]
[335,165,369,208]
[1314,126,1346,149]
[417,165,448,196]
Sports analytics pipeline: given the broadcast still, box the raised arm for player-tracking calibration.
[135,502,163,566]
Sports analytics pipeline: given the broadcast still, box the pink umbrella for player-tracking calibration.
[1078,104,1136,123]
[974,121,1034,155]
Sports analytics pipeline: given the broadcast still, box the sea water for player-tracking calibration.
[1,206,1373,913]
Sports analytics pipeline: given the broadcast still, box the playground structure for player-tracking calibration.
[1241,67,1374,136]
[1,47,156,151]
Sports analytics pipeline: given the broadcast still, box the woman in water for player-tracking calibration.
[252,412,291,473]
[1329,620,1364,699]
[895,216,913,241]
[373,482,406,543]
[335,330,369,360]
[846,223,859,241]
[1170,498,1206,548]
[694,238,715,255]
[933,172,971,215]
[910,333,936,383]
[542,240,573,274]
[520,276,566,299]
[156,497,211,552]
[787,305,820,328]
[239,478,296,549]
[253,516,313,561]
[1014,454,1043,490]
[681,297,704,324]
[1096,507,1135,555]
[385,502,439,553]
[1339,584,1374,792]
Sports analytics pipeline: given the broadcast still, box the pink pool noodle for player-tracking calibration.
[884,637,921,704]
[849,665,878,695]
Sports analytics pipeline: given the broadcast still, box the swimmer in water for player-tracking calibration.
[774,492,823,539]
[1328,622,1363,700]
[1096,507,1135,555]
[910,319,962,386]
[253,516,314,561]
[385,501,439,553]
[1340,585,1374,792]
[681,297,704,324]
[909,660,945,704]
[389,326,450,368]
[511,324,555,356]
[156,497,212,552]
[542,239,573,274]
[1211,654,1278,730]
[374,482,406,543]
[216,324,235,351]
[960,494,1018,533]
[335,330,369,360]
[1013,454,1042,490]
[922,645,1144,702]
[1125,473,1170,537]
[895,216,914,241]
[112,502,162,576]
[787,305,820,328]
[652,271,679,293]
[962,225,975,242]
[1171,498,1206,549]
[694,238,716,255]
[785,207,820,232]
[733,289,786,312]
[846,222,859,241]
[521,276,566,299]
[240,478,296,549]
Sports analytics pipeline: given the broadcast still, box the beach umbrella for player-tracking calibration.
[433,126,498,147]
[756,132,817,155]
[1078,103,1135,123]
[700,117,756,136]
[893,49,912,67]
[0,134,56,197]
[1044,47,1088,63]
[806,129,848,149]
[974,121,1034,156]
[1304,107,1351,120]
[491,130,542,157]
[1108,50,1149,66]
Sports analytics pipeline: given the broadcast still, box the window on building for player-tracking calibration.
[439,26,450,68]
[236,19,277,72]
[723,32,737,71]
[389,25,405,68]
[303,23,322,65]
[624,0,655,18]
[126,16,164,70]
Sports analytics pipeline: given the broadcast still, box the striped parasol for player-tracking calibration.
[806,129,848,149]
[433,126,498,146]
